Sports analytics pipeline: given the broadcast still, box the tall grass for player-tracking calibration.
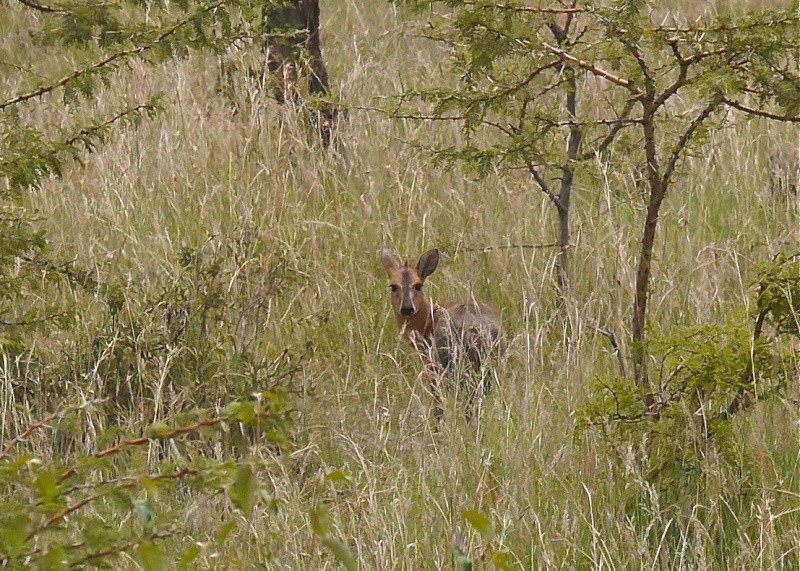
[5,0,800,567]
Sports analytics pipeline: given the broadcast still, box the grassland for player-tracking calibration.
[4,0,800,568]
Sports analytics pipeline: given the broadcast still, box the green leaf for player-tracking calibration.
[310,507,331,536]
[462,509,494,539]
[0,513,32,558]
[179,544,202,570]
[325,470,351,483]
[34,470,58,504]
[136,541,165,571]
[492,550,514,570]
[42,546,69,570]
[454,546,473,571]
[221,401,256,424]
[321,536,357,571]
[228,465,256,518]
[216,520,236,547]
[145,422,172,439]
[266,429,287,445]
[310,508,356,569]
[134,498,155,524]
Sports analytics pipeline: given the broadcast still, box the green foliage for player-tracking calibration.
[399,0,800,390]
[29,235,312,436]
[454,545,473,571]
[400,1,800,176]
[457,508,519,569]
[0,0,287,395]
[462,508,493,539]
[0,397,293,568]
[1,0,300,198]
[0,206,63,358]
[753,253,800,336]
[579,254,800,494]
[310,507,357,571]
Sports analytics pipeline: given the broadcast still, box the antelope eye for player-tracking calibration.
[390,284,399,292]
[413,283,423,291]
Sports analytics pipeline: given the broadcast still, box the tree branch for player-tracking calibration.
[528,162,559,205]
[15,0,66,14]
[663,97,723,187]
[541,42,644,97]
[591,324,627,379]
[1,0,227,112]
[63,102,159,147]
[580,99,637,161]
[56,417,223,484]
[723,98,800,122]
[0,400,105,461]
[28,469,197,540]
[460,1,584,14]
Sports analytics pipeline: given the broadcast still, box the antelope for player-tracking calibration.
[769,150,800,198]
[380,247,504,420]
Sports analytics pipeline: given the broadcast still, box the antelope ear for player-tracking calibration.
[380,246,401,276]
[416,249,440,280]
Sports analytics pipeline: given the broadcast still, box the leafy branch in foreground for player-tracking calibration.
[0,397,292,568]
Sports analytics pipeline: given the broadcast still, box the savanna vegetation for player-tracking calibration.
[2,0,800,568]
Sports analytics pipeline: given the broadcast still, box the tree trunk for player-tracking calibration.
[632,111,664,392]
[556,71,582,292]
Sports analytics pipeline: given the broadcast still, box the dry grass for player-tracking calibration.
[4,0,800,568]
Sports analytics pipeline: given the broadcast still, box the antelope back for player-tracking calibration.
[769,150,800,197]
[434,298,503,370]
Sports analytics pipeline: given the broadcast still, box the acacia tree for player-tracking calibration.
[398,0,800,392]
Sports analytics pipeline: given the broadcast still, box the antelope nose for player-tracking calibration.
[400,306,414,316]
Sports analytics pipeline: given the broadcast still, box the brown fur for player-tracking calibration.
[380,247,504,419]
[769,150,800,198]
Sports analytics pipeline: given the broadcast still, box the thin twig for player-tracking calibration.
[723,98,800,122]
[56,417,223,484]
[461,242,560,253]
[590,324,627,379]
[460,1,585,14]
[528,163,559,205]
[68,528,180,568]
[15,0,66,14]
[28,469,196,540]
[542,42,644,97]
[0,400,105,461]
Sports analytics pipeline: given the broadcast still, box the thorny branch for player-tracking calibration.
[528,162,559,205]
[580,99,637,161]
[662,97,723,188]
[28,469,198,540]
[0,0,227,112]
[15,0,66,14]
[0,400,106,461]
[542,42,645,97]
[459,1,584,14]
[56,417,223,484]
